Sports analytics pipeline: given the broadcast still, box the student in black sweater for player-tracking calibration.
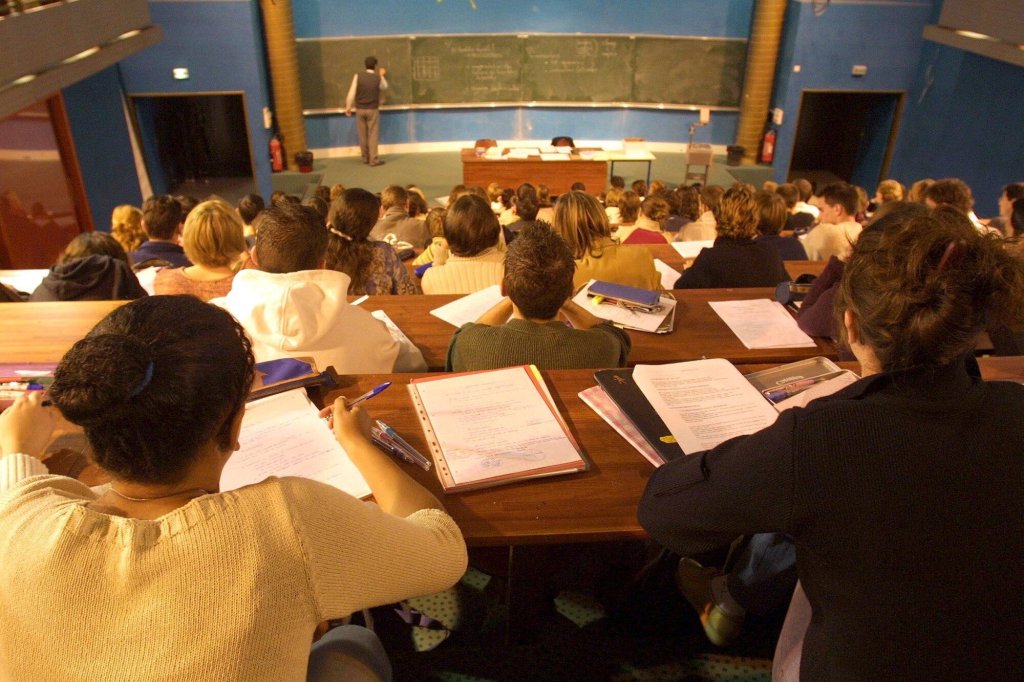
[640,214,1024,680]
[673,186,789,289]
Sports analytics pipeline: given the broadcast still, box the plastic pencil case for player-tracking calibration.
[587,281,661,309]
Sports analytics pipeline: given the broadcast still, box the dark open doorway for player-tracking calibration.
[129,93,256,203]
[787,90,904,191]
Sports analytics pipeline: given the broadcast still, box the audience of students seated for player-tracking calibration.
[128,195,190,268]
[674,186,789,289]
[31,232,146,302]
[552,190,659,290]
[675,186,717,242]
[446,223,630,372]
[641,213,1024,680]
[504,183,542,241]
[110,204,146,254]
[0,295,466,680]
[799,182,863,261]
[615,190,642,229]
[754,191,807,260]
[213,202,422,373]
[412,207,448,267]
[775,183,815,233]
[669,185,702,236]
[153,199,247,302]
[325,188,421,296]
[617,195,671,244]
[237,193,265,245]
[369,185,430,248]
[422,194,505,295]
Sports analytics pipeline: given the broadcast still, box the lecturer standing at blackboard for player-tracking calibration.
[344,56,388,166]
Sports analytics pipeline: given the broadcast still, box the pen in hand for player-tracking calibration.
[321,381,392,428]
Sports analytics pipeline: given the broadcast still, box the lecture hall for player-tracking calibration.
[1,0,1023,679]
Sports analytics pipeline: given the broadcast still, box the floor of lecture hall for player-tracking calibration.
[367,543,780,681]
[271,151,774,204]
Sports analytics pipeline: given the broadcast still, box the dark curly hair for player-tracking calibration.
[504,223,575,320]
[48,296,255,484]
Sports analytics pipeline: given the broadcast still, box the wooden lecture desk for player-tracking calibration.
[0,290,836,369]
[641,242,827,281]
[461,148,608,195]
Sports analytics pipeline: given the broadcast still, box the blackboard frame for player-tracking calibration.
[298,32,747,115]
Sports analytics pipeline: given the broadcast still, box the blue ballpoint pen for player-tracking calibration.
[346,381,392,408]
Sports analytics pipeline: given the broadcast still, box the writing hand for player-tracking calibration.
[0,392,57,458]
[330,397,372,449]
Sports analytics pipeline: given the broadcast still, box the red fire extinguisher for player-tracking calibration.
[269,134,284,172]
[760,128,776,165]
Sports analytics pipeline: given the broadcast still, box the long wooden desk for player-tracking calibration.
[0,291,837,368]
[461,149,607,195]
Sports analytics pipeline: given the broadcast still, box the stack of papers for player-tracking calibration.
[505,148,535,159]
[709,299,817,349]
[571,280,675,333]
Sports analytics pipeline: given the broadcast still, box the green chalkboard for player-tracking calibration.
[297,37,411,111]
[633,38,747,107]
[297,34,746,111]
[411,35,522,104]
[522,35,634,102]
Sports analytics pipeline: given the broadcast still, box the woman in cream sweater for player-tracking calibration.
[422,194,505,294]
[0,296,467,681]
[553,190,660,290]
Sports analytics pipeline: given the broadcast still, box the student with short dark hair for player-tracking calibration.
[754,191,807,260]
[237,193,265,242]
[129,195,190,267]
[800,182,863,261]
[369,185,430,247]
[325,188,420,295]
[422,194,505,294]
[445,223,630,371]
[214,203,418,372]
[0,295,466,681]
[505,183,541,242]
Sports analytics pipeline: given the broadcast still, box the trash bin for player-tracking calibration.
[726,145,745,166]
[295,150,314,173]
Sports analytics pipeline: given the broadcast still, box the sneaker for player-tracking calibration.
[675,558,744,647]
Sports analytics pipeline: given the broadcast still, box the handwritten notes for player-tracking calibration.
[709,299,817,349]
[222,389,371,499]
[633,359,779,454]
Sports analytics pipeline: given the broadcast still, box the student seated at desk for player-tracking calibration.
[412,207,447,267]
[446,223,630,372]
[673,186,789,289]
[325,188,420,295]
[213,203,425,373]
[31,232,146,302]
[552,190,659,291]
[0,296,467,681]
[640,215,1024,680]
[422,195,505,295]
[616,195,671,245]
[128,195,191,268]
[753,191,807,261]
[153,199,247,302]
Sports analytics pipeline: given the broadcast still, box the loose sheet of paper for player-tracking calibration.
[633,359,779,454]
[653,259,682,291]
[670,240,714,260]
[570,279,675,333]
[222,388,371,499]
[414,366,580,485]
[709,299,817,349]
[429,285,505,328]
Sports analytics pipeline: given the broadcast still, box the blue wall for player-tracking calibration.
[769,0,935,184]
[118,0,273,199]
[888,44,1024,217]
[297,0,754,149]
[62,66,142,232]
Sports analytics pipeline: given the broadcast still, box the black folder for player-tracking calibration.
[594,368,685,462]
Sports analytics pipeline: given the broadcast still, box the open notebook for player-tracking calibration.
[408,365,588,493]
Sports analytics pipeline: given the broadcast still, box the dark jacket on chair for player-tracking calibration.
[30,255,148,302]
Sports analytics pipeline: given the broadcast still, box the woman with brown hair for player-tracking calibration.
[616,195,671,245]
[110,204,146,253]
[552,190,659,290]
[673,186,789,288]
[325,188,420,296]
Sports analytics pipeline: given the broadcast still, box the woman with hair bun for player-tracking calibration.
[0,295,466,680]
[640,215,1024,679]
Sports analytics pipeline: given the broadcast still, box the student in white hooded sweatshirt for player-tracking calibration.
[214,203,426,373]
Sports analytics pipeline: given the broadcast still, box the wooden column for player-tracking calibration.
[736,0,788,163]
[258,0,306,170]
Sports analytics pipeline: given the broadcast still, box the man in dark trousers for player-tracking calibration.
[344,56,387,166]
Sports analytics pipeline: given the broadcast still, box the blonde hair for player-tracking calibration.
[553,191,612,259]
[876,179,905,203]
[110,204,145,253]
[604,186,624,207]
[714,187,760,239]
[182,200,247,269]
[907,178,934,203]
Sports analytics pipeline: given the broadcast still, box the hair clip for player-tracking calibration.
[328,227,352,241]
[937,239,965,273]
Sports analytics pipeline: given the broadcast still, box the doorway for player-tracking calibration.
[129,93,256,203]
[787,90,904,190]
